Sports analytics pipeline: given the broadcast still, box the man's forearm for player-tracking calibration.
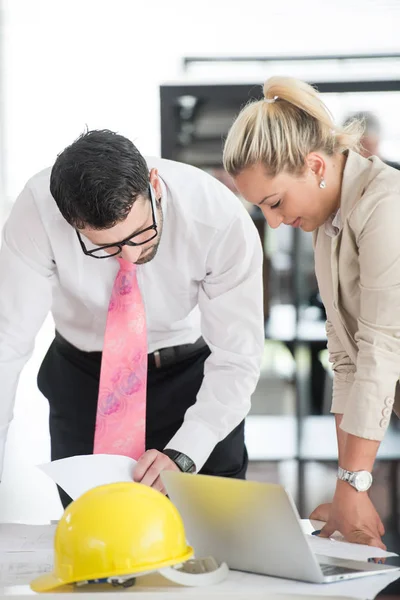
[335,414,380,472]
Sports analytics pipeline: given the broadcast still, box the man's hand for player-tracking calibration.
[311,481,386,549]
[133,449,180,494]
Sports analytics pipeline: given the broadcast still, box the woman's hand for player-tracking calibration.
[313,480,386,549]
[309,502,332,525]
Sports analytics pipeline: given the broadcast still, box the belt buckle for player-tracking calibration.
[153,350,162,368]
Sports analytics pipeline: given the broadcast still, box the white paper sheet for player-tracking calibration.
[300,520,397,561]
[0,551,53,586]
[307,533,397,562]
[0,524,56,553]
[39,454,137,500]
[306,518,345,539]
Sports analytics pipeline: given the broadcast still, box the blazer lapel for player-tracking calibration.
[330,233,340,311]
[329,151,370,320]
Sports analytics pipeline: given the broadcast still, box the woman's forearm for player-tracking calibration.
[335,414,380,471]
[335,414,347,466]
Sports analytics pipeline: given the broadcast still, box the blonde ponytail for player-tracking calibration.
[223,76,363,177]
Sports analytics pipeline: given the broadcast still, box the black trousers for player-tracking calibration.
[37,336,248,508]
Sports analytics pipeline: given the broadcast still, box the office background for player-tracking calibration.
[0,0,399,548]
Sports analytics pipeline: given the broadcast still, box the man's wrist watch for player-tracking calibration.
[337,466,373,492]
[163,449,196,473]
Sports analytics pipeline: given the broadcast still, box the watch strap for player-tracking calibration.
[338,466,351,482]
[163,449,196,473]
[337,467,373,491]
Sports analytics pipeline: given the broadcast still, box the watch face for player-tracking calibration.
[354,471,372,492]
[178,454,194,472]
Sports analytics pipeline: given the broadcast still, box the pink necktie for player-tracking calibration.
[93,257,147,459]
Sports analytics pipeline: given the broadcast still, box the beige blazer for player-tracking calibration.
[314,150,400,441]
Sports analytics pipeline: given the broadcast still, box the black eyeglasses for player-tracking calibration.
[76,184,158,259]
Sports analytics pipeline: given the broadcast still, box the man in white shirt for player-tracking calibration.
[0,130,264,507]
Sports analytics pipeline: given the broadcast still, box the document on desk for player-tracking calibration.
[300,519,397,561]
[0,550,53,585]
[39,453,137,500]
[0,523,56,553]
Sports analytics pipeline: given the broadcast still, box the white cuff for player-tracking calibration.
[164,420,220,472]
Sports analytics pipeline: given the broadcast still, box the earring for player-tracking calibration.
[319,178,326,189]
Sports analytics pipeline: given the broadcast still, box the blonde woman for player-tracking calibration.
[223,76,400,549]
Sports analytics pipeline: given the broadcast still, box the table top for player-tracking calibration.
[0,572,397,600]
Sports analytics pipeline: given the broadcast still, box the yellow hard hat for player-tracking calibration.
[31,482,193,592]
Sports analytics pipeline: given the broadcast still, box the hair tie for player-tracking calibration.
[264,96,278,104]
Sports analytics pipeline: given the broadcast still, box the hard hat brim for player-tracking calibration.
[30,572,68,593]
[30,547,195,592]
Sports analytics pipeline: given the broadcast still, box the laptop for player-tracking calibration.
[162,471,400,583]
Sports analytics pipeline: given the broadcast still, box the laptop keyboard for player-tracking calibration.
[320,563,363,576]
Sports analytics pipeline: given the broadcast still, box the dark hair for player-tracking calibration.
[50,129,149,229]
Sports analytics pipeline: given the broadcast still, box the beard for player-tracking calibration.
[135,201,163,265]
[136,241,160,264]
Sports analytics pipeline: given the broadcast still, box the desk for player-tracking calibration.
[0,569,399,600]
[0,522,399,599]
[0,590,359,600]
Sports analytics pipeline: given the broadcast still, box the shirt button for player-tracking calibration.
[385,397,394,407]
[382,407,391,418]
[380,418,389,428]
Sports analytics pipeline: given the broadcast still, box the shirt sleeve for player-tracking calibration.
[340,190,400,440]
[0,185,54,479]
[325,319,356,414]
[165,208,265,470]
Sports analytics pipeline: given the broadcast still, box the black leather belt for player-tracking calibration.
[54,332,207,370]
[147,337,207,370]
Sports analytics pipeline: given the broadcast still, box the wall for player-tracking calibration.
[2,0,400,205]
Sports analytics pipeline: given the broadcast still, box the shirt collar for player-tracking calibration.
[324,209,342,238]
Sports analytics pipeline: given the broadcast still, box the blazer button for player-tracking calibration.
[385,397,394,407]
[380,418,389,428]
[382,407,391,418]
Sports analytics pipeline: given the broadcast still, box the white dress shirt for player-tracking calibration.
[0,156,264,476]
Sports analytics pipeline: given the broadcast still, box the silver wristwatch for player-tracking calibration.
[337,467,373,492]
